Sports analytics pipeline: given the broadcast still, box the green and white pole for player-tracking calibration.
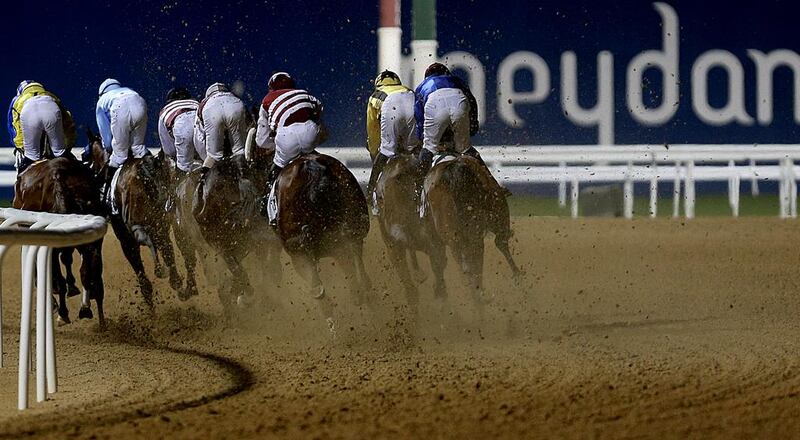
[377,0,403,76]
[411,0,438,86]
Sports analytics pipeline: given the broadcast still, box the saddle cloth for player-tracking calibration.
[419,153,458,218]
[267,181,279,223]
[107,165,123,215]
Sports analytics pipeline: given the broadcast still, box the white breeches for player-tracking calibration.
[159,111,204,172]
[422,88,471,154]
[273,120,320,168]
[199,94,248,163]
[19,95,66,160]
[109,93,148,168]
[379,91,416,158]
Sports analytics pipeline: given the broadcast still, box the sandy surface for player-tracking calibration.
[0,217,798,439]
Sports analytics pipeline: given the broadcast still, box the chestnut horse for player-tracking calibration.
[273,152,371,328]
[13,155,107,327]
[374,152,447,315]
[423,154,521,303]
[86,134,182,312]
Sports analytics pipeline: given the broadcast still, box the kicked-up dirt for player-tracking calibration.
[0,217,798,439]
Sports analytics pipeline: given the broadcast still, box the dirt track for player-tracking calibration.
[0,217,799,439]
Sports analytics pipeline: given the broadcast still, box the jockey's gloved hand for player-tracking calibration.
[418,149,434,174]
[266,163,282,189]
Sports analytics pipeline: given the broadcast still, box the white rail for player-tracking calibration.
[1,144,799,217]
[314,144,800,219]
[0,209,107,410]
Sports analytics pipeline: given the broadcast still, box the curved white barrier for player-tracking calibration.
[0,208,107,410]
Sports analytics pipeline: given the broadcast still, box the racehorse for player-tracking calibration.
[422,154,521,303]
[190,152,267,319]
[374,152,447,315]
[272,152,371,327]
[13,154,107,327]
[86,133,182,312]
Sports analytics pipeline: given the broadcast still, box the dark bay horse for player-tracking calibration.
[274,152,371,327]
[423,154,521,303]
[13,156,107,327]
[375,153,447,314]
[189,155,269,319]
[86,135,182,312]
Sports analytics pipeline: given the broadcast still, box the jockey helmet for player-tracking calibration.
[16,80,38,95]
[205,82,229,98]
[374,70,401,87]
[268,72,295,91]
[166,86,191,103]
[98,78,121,96]
[424,62,450,78]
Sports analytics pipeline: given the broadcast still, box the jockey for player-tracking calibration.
[7,80,77,173]
[96,78,150,183]
[158,86,203,176]
[194,82,248,173]
[414,63,482,172]
[365,70,416,199]
[255,72,325,194]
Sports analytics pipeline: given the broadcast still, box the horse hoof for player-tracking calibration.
[326,317,337,340]
[177,286,198,302]
[311,286,325,299]
[154,266,167,279]
[78,307,93,320]
[236,295,252,308]
[169,275,183,292]
[67,285,81,298]
[57,315,71,326]
[412,270,428,284]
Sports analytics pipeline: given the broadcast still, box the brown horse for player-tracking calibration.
[375,152,447,314]
[273,152,371,327]
[13,156,107,327]
[86,134,182,311]
[423,154,521,303]
[189,151,279,319]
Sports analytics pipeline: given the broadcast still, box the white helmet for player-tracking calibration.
[205,82,229,98]
[98,78,121,96]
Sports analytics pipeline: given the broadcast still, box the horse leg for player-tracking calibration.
[408,249,428,284]
[136,227,166,280]
[387,243,419,313]
[350,240,372,302]
[457,237,487,305]
[173,225,200,301]
[59,249,81,298]
[221,250,254,304]
[51,250,71,324]
[112,219,155,311]
[78,241,106,329]
[495,232,522,282]
[155,225,183,292]
[427,240,448,300]
[289,251,335,336]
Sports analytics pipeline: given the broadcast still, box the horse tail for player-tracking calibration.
[51,169,70,214]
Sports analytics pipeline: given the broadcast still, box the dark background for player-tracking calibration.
[2,0,799,148]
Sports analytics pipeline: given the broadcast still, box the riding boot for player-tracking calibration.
[102,164,119,208]
[58,149,77,162]
[464,146,512,197]
[16,155,35,175]
[366,152,389,202]
[259,163,283,220]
